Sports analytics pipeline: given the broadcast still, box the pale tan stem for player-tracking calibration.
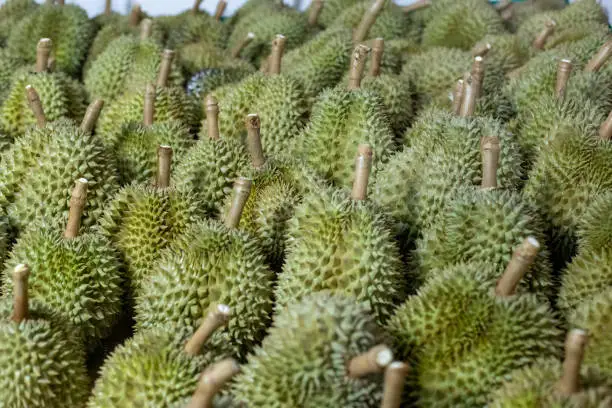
[472,42,491,58]
[12,264,30,323]
[452,79,465,115]
[36,38,52,73]
[269,34,286,75]
[47,56,56,72]
[506,65,526,79]
[156,145,172,188]
[353,0,386,43]
[532,20,556,50]
[555,59,572,100]
[556,329,588,396]
[245,114,266,168]
[402,0,430,13]
[156,49,175,88]
[495,237,540,297]
[224,178,252,229]
[369,38,384,77]
[130,4,143,27]
[144,84,156,126]
[231,32,255,58]
[26,85,47,128]
[64,179,88,239]
[105,0,112,16]
[459,74,475,118]
[308,0,324,26]
[348,344,394,378]
[187,359,241,408]
[481,136,500,189]
[381,362,410,408]
[214,0,227,20]
[584,40,612,73]
[470,56,485,103]
[140,18,153,40]
[598,109,612,140]
[184,305,231,357]
[80,99,104,134]
[192,0,203,14]
[351,144,373,201]
[205,95,220,140]
[348,44,371,90]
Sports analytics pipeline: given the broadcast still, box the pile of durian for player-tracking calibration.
[1,0,612,406]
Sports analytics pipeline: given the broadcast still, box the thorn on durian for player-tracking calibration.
[308,0,324,26]
[187,359,241,408]
[495,237,540,297]
[269,34,286,75]
[584,40,612,73]
[381,362,410,408]
[348,44,371,90]
[351,144,373,201]
[555,59,573,100]
[64,179,89,239]
[348,344,393,378]
[156,145,173,188]
[184,305,231,357]
[214,0,228,21]
[369,38,384,77]
[12,264,30,323]
[205,95,220,140]
[157,49,175,88]
[225,178,252,229]
[353,0,386,43]
[480,136,500,189]
[36,38,52,73]
[80,99,104,134]
[25,85,47,128]
[532,20,556,50]
[556,329,588,396]
[245,113,266,168]
[231,32,255,58]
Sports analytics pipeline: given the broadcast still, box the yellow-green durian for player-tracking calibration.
[0,0,38,46]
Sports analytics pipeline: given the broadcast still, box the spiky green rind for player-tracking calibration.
[186,64,255,101]
[360,74,413,138]
[97,183,205,296]
[88,326,218,408]
[329,1,410,41]
[0,0,37,46]
[275,188,404,323]
[415,187,553,295]
[135,220,274,359]
[0,49,24,104]
[308,0,361,27]
[179,42,252,77]
[295,87,395,189]
[0,299,89,408]
[7,4,95,76]
[489,358,612,408]
[578,192,612,253]
[0,71,88,138]
[227,0,283,26]
[502,0,565,32]
[113,121,194,185]
[2,220,122,349]
[165,14,228,50]
[473,34,529,73]
[233,293,387,408]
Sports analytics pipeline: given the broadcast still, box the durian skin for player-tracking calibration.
[186,65,255,102]
[308,0,361,27]
[275,187,404,323]
[0,49,24,105]
[329,1,410,42]
[232,293,387,408]
[2,220,123,349]
[0,0,37,46]
[88,326,217,408]
[135,220,274,360]
[489,358,612,408]
[577,191,612,253]
[0,299,90,408]
[7,4,95,76]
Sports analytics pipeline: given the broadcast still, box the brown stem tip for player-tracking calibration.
[496,237,540,297]
[556,329,588,396]
[64,178,88,239]
[144,84,156,126]
[140,18,153,40]
[105,0,112,16]
[36,38,52,73]
[353,0,386,43]
[245,113,266,168]
[351,144,373,201]
[184,305,231,357]
[12,264,30,323]
[214,0,228,21]
[156,49,175,88]
[584,40,612,73]
[480,136,500,189]
[25,85,47,128]
[402,0,430,13]
[192,0,203,14]
[231,32,255,58]
[381,362,410,408]
[269,34,287,75]
[532,20,556,50]
[205,95,220,140]
[308,0,324,26]
[130,4,143,27]
[187,359,241,408]
[225,177,252,230]
[369,38,384,77]
[472,42,491,58]
[555,59,572,100]
[156,145,172,188]
[348,344,394,378]
[80,99,104,134]
[459,74,475,118]
[348,44,371,90]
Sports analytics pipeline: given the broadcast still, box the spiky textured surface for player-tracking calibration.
[186,65,255,102]
[0,0,37,46]
[7,4,95,76]
[88,326,218,408]
[97,183,204,296]
[329,1,409,41]
[233,293,387,408]
[1,119,119,235]
[0,49,23,105]
[386,263,562,407]
[275,187,404,323]
[295,87,395,189]
[2,220,122,348]
[136,220,274,359]
[180,42,253,77]
[489,358,612,407]
[473,34,529,74]
[0,299,89,408]
[360,74,413,138]
[577,191,612,253]
[165,13,228,50]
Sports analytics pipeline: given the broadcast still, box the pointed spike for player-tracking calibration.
[225,178,252,229]
[64,179,89,239]
[351,144,374,201]
[184,305,231,356]
[348,344,393,378]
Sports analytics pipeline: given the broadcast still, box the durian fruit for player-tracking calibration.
[295,45,395,189]
[136,178,274,359]
[0,209,7,269]
[88,306,236,408]
[233,293,393,407]
[471,34,530,74]
[490,329,612,407]
[163,0,229,51]
[2,179,122,349]
[0,38,88,138]
[0,264,90,407]
[577,190,612,253]
[186,55,255,101]
[0,48,24,106]
[275,144,404,323]
[386,240,563,407]
[499,0,566,33]
[174,95,249,217]
[7,2,95,76]
[0,0,37,46]
[92,0,122,27]
[97,145,204,297]
[0,93,118,235]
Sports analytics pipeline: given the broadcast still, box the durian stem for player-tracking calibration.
[184,305,231,357]
[245,114,266,168]
[214,0,227,20]
[25,85,47,128]
[494,0,512,12]
[308,0,324,26]
[12,264,30,323]
[369,38,384,77]
[144,84,156,126]
[381,362,409,408]
[470,56,485,103]
[452,78,465,115]
[351,144,373,201]
[460,57,484,117]
[157,49,175,88]
[584,40,612,73]
[140,18,153,40]
[231,32,255,58]
[471,42,491,58]
[80,99,105,134]
[36,38,52,73]
[156,145,172,188]
[556,329,588,396]
[192,0,203,14]
[187,359,241,408]
[599,110,612,140]
[402,0,430,13]
[495,237,540,297]
[56,0,64,5]
[205,95,220,140]
[480,136,500,189]
[532,20,556,50]
[555,59,572,100]
[64,179,88,239]
[353,0,386,43]
[459,75,475,117]
[348,344,393,378]
[105,0,112,16]
[225,178,252,229]
[130,4,143,27]
[269,34,286,75]
[47,56,56,72]
[348,44,371,90]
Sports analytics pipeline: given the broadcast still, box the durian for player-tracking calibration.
[0,209,7,268]
[164,3,229,51]
[0,48,24,106]
[186,57,255,101]
[0,0,37,46]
